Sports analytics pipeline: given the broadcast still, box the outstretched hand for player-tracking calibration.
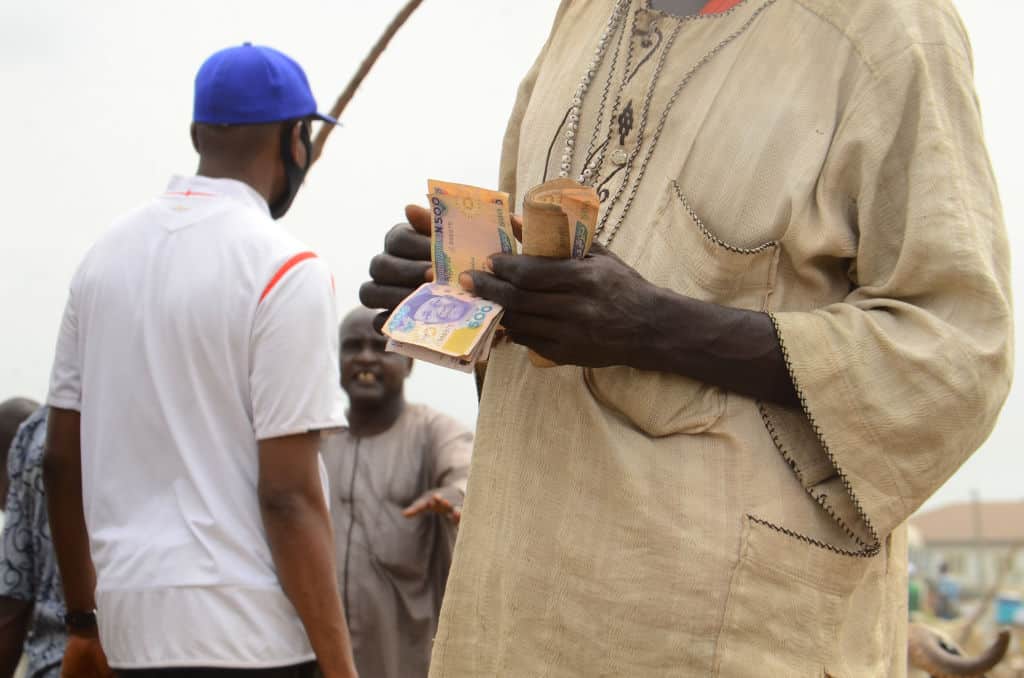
[402,486,463,525]
[459,242,664,369]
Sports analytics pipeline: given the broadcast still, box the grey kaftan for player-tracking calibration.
[323,404,472,678]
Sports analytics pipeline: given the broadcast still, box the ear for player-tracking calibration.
[190,123,200,153]
[289,121,308,168]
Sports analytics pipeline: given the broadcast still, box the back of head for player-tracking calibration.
[191,122,280,170]
[0,397,40,463]
[190,43,338,218]
[192,43,330,129]
[0,398,37,510]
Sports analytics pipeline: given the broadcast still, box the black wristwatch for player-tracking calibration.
[63,610,97,630]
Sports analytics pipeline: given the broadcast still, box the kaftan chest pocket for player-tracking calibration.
[584,180,780,437]
[637,179,781,309]
[713,516,867,677]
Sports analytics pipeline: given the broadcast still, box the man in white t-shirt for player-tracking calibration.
[43,43,357,678]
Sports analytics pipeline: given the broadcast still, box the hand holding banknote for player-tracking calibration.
[379,180,517,371]
[361,204,434,332]
[459,241,660,368]
[459,180,673,370]
[364,178,653,372]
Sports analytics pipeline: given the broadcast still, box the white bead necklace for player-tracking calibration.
[557,0,632,181]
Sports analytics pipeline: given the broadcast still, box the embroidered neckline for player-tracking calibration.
[642,0,754,21]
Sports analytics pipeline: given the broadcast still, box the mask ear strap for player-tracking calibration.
[299,120,313,171]
[269,120,311,220]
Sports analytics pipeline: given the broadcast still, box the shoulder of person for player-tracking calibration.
[252,233,334,306]
[791,0,972,71]
[70,203,154,289]
[7,406,48,479]
[409,403,472,438]
[319,426,353,452]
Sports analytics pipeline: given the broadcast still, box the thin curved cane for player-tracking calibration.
[311,0,426,165]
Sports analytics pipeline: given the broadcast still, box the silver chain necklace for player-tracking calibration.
[560,0,709,187]
[596,14,685,236]
[557,0,776,245]
[599,0,776,244]
[557,0,631,181]
[577,3,634,184]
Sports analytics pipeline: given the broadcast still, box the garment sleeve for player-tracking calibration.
[771,38,1012,541]
[47,285,82,411]
[0,424,37,601]
[251,256,345,440]
[428,412,473,496]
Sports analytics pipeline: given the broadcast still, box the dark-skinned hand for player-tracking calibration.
[360,203,798,406]
[361,205,666,370]
[360,205,434,333]
[459,243,666,370]
[359,205,525,333]
[61,631,114,678]
[402,486,463,525]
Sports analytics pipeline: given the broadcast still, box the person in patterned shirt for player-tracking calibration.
[0,398,38,516]
[0,406,67,678]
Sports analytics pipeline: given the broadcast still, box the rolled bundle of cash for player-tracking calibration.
[383,180,516,372]
[521,179,600,367]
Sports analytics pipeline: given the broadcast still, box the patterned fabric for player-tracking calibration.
[0,406,66,677]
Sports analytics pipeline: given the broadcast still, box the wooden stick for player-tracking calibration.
[310,0,425,164]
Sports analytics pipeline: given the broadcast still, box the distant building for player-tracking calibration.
[909,500,1024,596]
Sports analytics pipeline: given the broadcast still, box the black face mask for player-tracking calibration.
[269,120,312,220]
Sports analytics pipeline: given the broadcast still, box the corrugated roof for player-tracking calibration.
[910,501,1024,544]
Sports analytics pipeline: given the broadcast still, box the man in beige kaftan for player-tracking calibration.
[363,0,1013,675]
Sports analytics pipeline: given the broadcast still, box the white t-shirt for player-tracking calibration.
[47,175,345,669]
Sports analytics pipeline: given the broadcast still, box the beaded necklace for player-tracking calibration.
[555,0,776,245]
[555,0,631,182]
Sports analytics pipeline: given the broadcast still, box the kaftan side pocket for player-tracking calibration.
[713,515,868,677]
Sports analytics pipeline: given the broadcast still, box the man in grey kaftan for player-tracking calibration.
[323,308,472,678]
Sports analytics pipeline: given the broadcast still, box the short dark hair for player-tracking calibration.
[0,397,40,459]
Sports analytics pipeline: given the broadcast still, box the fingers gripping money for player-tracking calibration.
[380,179,599,371]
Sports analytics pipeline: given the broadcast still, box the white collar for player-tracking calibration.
[163,175,271,217]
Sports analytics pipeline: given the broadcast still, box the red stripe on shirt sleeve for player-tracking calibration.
[259,251,318,304]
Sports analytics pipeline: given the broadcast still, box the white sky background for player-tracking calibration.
[0,1,1019,512]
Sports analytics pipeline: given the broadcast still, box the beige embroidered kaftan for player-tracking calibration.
[430,1,1012,675]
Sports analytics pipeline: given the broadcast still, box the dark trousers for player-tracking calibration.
[116,661,318,678]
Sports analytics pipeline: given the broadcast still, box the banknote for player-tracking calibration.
[385,179,597,372]
[521,179,600,367]
[384,282,503,372]
[427,179,517,283]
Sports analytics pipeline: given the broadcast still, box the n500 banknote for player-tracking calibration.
[428,179,516,284]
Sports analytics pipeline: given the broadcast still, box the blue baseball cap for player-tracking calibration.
[193,43,338,126]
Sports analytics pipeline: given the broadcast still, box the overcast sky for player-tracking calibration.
[1,1,1020,513]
